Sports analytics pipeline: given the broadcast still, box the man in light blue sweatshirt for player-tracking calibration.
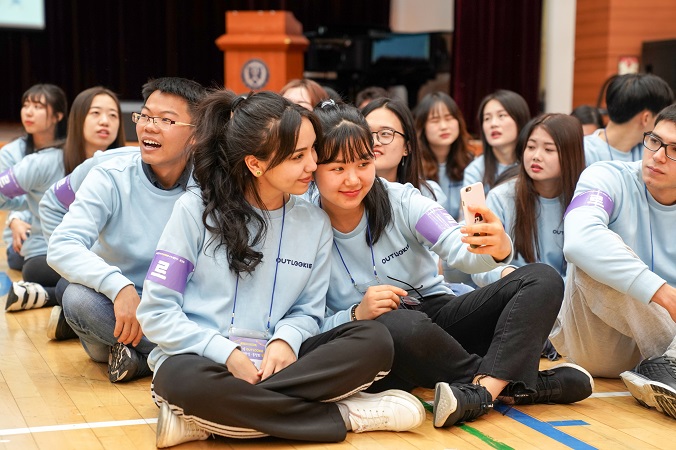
[584,74,672,166]
[551,104,676,419]
[47,77,206,383]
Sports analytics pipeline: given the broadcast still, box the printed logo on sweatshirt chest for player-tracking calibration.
[276,257,313,269]
[380,243,410,264]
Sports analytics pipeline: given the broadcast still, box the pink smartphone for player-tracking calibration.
[460,182,486,248]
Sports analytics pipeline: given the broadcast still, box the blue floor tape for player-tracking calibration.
[494,403,597,450]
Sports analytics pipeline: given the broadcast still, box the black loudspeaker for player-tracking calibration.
[642,39,676,94]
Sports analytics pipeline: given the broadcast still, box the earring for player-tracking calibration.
[255,170,262,177]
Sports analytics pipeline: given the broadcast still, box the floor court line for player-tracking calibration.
[0,418,158,436]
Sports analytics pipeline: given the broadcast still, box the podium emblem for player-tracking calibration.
[241,59,269,89]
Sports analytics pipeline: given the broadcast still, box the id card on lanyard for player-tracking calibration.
[227,198,285,370]
[228,327,270,369]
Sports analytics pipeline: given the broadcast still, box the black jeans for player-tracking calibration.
[22,255,60,304]
[369,263,563,393]
[152,320,394,442]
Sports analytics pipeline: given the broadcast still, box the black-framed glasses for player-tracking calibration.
[643,132,676,162]
[387,276,424,310]
[372,129,407,145]
[131,112,194,131]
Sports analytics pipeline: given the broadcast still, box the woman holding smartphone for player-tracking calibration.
[311,101,593,429]
[473,114,586,287]
[463,90,531,194]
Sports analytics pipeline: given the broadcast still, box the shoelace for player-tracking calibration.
[455,385,493,422]
[351,408,390,431]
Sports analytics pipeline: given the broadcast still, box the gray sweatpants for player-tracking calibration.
[550,264,676,378]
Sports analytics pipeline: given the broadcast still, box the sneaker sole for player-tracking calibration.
[156,402,173,448]
[46,306,62,340]
[433,382,458,428]
[620,371,676,418]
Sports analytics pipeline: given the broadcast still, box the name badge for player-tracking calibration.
[228,327,270,369]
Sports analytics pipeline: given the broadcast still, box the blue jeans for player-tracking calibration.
[62,283,156,362]
[369,263,563,393]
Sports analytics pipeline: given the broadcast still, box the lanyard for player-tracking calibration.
[643,185,655,272]
[333,219,381,291]
[230,198,286,332]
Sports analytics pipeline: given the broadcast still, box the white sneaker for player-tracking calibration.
[337,389,425,433]
[5,281,48,311]
[156,402,210,448]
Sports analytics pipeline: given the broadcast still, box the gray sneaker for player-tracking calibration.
[156,402,209,448]
[108,342,151,383]
[620,356,676,419]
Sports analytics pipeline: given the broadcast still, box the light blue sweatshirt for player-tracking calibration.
[138,190,333,372]
[47,152,186,301]
[39,146,139,241]
[0,147,63,259]
[473,178,566,287]
[437,161,463,219]
[563,160,676,304]
[320,180,512,332]
[584,129,643,166]
[462,154,516,194]
[0,138,32,247]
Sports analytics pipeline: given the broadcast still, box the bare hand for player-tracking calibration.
[226,349,261,384]
[9,219,31,252]
[259,339,296,381]
[651,283,676,323]
[460,204,512,261]
[355,284,408,320]
[113,285,144,346]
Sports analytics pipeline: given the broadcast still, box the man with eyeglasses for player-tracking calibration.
[584,73,673,166]
[550,103,676,419]
[45,77,206,383]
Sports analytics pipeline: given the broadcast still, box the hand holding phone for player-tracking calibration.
[460,182,487,248]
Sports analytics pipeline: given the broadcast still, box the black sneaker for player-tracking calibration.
[108,342,152,383]
[433,382,493,427]
[46,306,78,340]
[620,356,676,419]
[500,363,594,405]
[4,281,49,312]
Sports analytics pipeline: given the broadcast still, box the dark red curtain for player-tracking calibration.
[451,0,542,135]
[0,0,389,122]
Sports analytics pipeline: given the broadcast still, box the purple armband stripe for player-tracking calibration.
[415,207,459,244]
[564,190,614,219]
[0,168,26,198]
[54,176,75,209]
[146,250,195,294]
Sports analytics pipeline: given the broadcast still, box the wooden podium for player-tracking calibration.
[215,10,309,93]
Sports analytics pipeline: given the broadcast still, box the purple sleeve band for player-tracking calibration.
[146,250,195,294]
[0,168,26,198]
[54,176,75,209]
[415,207,459,244]
[564,190,614,219]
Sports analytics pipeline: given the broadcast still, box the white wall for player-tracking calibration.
[389,0,453,33]
[542,0,577,113]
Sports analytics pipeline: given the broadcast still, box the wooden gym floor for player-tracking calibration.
[0,209,674,449]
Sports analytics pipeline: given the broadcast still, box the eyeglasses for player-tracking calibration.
[387,276,423,310]
[643,132,676,162]
[372,129,407,145]
[131,112,194,131]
